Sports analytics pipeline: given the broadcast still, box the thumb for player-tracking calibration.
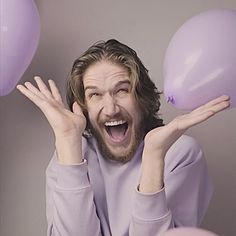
[72,102,84,116]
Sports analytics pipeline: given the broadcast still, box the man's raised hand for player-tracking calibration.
[144,95,230,157]
[17,76,86,137]
[17,76,86,164]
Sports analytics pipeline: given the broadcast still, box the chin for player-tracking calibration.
[90,122,144,163]
[97,134,142,163]
[107,147,135,162]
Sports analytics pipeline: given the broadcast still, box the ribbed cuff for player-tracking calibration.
[133,187,169,220]
[56,159,90,189]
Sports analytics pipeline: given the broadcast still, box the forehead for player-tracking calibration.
[83,60,130,88]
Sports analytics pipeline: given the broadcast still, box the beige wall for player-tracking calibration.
[1,0,235,235]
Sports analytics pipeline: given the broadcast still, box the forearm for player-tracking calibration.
[130,148,173,236]
[129,187,173,236]
[46,156,101,236]
[50,183,101,236]
[139,149,165,193]
[55,133,83,165]
[131,136,213,235]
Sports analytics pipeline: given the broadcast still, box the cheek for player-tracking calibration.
[129,103,143,126]
[87,109,96,124]
[123,98,141,115]
[87,104,100,127]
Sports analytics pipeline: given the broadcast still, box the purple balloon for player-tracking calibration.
[0,0,40,96]
[163,9,236,110]
[161,227,218,236]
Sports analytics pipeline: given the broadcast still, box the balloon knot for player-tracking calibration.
[167,96,174,104]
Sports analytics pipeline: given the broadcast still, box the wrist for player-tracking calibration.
[142,145,166,162]
[54,128,84,139]
[139,151,165,193]
[55,134,83,165]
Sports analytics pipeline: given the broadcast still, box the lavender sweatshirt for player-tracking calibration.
[46,135,213,236]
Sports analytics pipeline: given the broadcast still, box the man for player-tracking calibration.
[17,39,230,236]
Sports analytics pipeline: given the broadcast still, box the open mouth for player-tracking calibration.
[104,120,129,142]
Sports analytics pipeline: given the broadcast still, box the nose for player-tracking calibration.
[102,94,120,117]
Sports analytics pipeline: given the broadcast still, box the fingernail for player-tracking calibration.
[223,95,230,100]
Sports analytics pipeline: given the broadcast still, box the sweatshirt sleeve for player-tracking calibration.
[129,135,213,235]
[46,151,102,236]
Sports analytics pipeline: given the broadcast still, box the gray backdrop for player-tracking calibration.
[0,0,235,235]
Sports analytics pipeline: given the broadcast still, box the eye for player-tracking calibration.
[89,92,102,99]
[116,88,129,94]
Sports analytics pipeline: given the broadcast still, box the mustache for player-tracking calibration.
[97,113,131,124]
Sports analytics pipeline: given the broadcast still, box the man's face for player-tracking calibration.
[83,60,144,162]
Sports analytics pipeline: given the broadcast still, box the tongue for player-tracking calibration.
[109,125,126,141]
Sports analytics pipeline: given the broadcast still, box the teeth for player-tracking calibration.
[105,120,126,126]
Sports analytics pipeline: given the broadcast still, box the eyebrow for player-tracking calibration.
[84,80,131,93]
[115,80,131,88]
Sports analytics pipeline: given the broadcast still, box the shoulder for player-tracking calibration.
[164,135,205,174]
[169,134,202,155]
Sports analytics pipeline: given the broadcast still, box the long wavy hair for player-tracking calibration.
[66,39,164,134]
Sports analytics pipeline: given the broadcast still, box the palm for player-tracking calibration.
[17,77,86,136]
[144,95,230,155]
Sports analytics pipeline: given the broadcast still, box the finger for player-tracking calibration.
[176,110,215,130]
[16,84,44,107]
[195,99,230,116]
[208,100,230,113]
[192,95,230,113]
[179,99,229,130]
[34,76,53,98]
[48,79,64,105]
[72,102,84,116]
[24,82,45,99]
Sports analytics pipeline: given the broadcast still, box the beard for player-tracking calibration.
[89,121,145,163]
